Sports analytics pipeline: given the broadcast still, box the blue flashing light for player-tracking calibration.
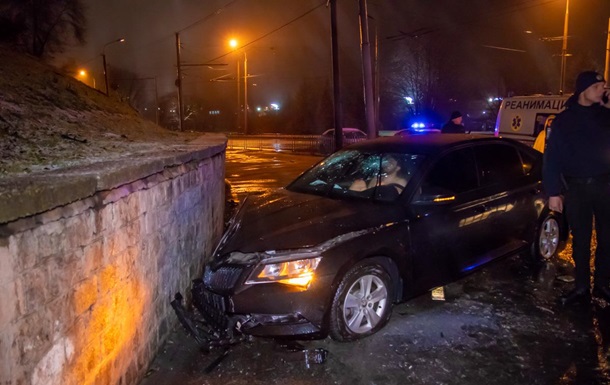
[410,122,426,130]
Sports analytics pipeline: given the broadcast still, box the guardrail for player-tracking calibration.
[226,131,494,155]
[226,134,335,155]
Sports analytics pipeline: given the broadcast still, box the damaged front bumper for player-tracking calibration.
[171,279,323,350]
[170,290,246,352]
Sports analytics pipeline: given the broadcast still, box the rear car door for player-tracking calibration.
[470,142,539,262]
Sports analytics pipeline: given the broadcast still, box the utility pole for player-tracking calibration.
[559,0,570,95]
[359,0,376,139]
[604,18,610,84]
[244,52,248,135]
[175,32,184,131]
[373,17,380,133]
[102,53,108,95]
[329,0,343,152]
[237,61,241,132]
[101,38,125,96]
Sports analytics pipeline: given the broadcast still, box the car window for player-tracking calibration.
[518,148,540,175]
[288,150,425,202]
[417,148,478,197]
[474,144,524,187]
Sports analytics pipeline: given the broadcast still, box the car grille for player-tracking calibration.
[192,279,230,331]
[203,265,244,291]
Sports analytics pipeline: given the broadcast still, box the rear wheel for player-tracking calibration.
[329,261,393,341]
[532,212,561,261]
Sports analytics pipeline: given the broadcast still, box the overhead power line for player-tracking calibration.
[203,1,327,63]
[386,0,561,41]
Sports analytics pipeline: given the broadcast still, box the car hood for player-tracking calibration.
[213,189,406,263]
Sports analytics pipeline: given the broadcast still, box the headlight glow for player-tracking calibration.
[246,257,322,287]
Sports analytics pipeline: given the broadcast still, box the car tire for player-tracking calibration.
[531,211,561,261]
[329,260,394,342]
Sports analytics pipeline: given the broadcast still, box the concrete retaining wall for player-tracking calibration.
[0,138,226,385]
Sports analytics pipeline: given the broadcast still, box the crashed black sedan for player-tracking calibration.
[174,134,565,344]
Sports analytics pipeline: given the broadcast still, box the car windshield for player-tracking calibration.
[288,150,425,202]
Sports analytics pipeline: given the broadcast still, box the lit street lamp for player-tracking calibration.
[102,37,125,96]
[76,69,96,89]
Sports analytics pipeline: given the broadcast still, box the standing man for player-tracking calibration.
[441,111,466,133]
[543,70,610,306]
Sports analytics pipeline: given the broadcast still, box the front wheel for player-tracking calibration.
[329,261,394,342]
[532,212,561,261]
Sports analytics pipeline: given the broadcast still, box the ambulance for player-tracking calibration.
[494,94,569,146]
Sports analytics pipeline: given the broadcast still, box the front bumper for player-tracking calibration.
[171,255,339,344]
[190,276,329,338]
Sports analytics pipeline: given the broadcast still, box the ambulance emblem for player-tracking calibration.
[511,116,522,131]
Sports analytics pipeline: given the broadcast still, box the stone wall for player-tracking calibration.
[0,140,226,385]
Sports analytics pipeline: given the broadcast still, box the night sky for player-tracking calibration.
[56,0,610,109]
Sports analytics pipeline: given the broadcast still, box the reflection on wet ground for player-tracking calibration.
[141,149,610,385]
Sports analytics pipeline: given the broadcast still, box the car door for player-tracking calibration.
[470,143,539,262]
[407,146,492,292]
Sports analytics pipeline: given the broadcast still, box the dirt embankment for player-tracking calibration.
[0,46,205,177]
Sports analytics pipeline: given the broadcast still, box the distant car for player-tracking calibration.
[318,128,367,155]
[173,134,566,344]
[394,127,441,136]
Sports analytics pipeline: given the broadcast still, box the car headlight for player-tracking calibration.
[246,256,322,288]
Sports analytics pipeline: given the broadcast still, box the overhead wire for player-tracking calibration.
[202,1,327,64]
[385,0,562,41]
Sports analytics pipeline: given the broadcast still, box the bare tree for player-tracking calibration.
[385,39,442,115]
[0,0,86,58]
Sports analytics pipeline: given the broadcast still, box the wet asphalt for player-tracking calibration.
[139,149,610,385]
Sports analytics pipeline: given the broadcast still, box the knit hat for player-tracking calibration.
[450,111,462,120]
[574,71,605,96]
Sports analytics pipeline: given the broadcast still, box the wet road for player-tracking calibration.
[140,149,610,385]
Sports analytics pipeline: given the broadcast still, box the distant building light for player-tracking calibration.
[270,103,280,110]
[256,106,262,112]
[404,97,414,105]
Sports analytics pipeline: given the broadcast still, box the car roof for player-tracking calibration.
[345,133,530,155]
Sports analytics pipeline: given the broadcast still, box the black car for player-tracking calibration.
[174,134,566,344]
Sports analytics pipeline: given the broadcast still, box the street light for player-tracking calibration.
[229,39,248,134]
[76,69,96,89]
[102,37,125,96]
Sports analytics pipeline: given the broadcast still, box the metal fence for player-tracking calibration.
[226,133,339,155]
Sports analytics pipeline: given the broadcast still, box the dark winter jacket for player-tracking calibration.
[441,121,465,134]
[542,97,610,196]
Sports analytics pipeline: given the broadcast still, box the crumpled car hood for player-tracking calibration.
[214,188,405,261]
